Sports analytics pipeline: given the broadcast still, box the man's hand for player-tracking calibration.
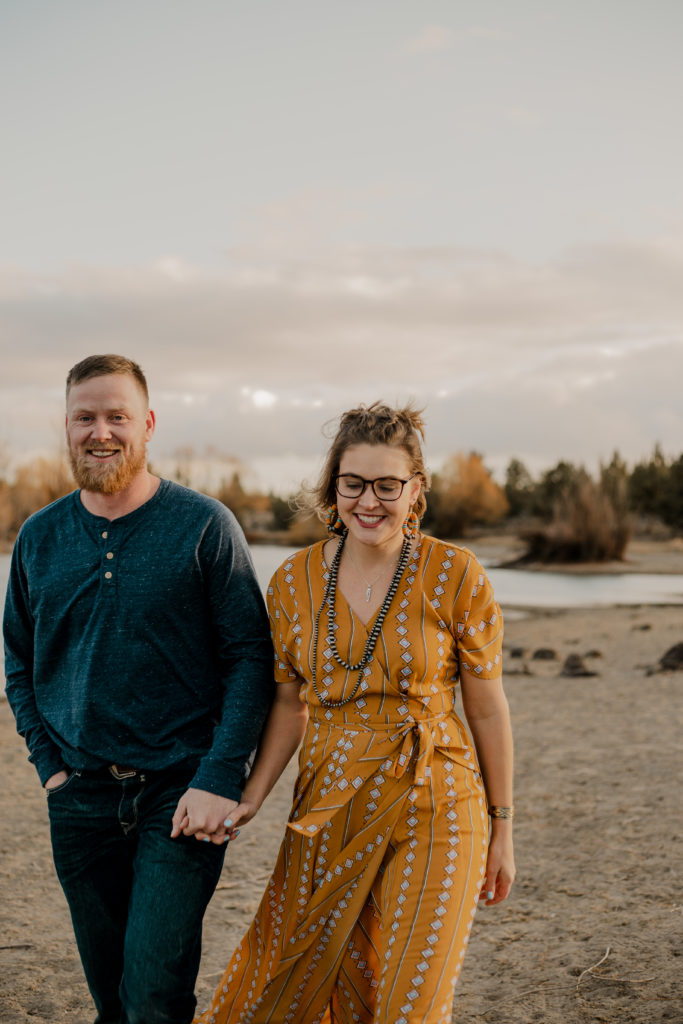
[170,788,240,845]
[44,770,69,791]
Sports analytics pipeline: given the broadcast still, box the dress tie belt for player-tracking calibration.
[307,705,466,787]
[394,718,435,785]
[290,705,478,838]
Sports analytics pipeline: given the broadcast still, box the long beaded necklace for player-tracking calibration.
[311,530,413,708]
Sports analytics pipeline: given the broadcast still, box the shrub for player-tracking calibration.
[427,452,508,538]
[504,458,535,517]
[9,456,73,538]
[521,476,632,563]
[286,510,327,545]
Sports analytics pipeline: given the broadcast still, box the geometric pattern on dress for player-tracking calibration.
[195,537,502,1024]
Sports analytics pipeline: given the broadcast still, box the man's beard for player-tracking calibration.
[68,443,147,494]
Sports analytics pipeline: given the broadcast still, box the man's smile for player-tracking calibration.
[87,448,120,459]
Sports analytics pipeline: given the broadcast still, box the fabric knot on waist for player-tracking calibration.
[394,717,436,785]
[290,705,476,837]
[309,704,455,786]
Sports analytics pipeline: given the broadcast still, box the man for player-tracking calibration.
[3,355,274,1024]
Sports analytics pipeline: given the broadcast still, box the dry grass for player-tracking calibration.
[521,478,632,563]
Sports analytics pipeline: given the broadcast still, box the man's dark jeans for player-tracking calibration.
[47,765,226,1024]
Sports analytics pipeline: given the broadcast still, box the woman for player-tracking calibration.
[195,403,515,1024]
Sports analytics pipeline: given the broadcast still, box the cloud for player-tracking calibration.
[241,387,278,410]
[400,23,505,55]
[401,25,454,54]
[1,237,681,483]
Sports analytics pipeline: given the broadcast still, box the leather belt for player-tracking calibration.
[108,764,142,780]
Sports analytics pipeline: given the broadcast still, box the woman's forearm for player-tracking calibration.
[466,703,514,809]
[465,694,516,902]
[459,671,514,810]
[240,686,308,810]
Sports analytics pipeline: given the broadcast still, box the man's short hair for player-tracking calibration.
[66,355,149,402]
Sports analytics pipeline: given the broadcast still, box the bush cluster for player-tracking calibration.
[504,447,683,561]
[1,444,680,564]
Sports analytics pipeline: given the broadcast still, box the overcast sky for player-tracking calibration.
[1,0,682,492]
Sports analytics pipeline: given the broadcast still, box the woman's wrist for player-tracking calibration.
[488,804,514,820]
[239,784,265,811]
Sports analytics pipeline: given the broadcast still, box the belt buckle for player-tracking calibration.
[109,764,137,780]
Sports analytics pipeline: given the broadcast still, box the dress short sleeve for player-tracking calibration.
[453,553,503,679]
[266,565,301,685]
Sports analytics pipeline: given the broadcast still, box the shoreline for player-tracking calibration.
[466,534,683,576]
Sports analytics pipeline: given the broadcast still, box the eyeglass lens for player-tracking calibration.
[335,476,405,500]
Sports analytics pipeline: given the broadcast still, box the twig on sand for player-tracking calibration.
[575,946,654,1000]
[0,943,34,950]
[464,947,657,1020]
[576,946,611,994]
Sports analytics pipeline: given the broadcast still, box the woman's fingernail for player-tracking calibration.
[224,818,233,828]
[486,890,494,900]
[203,837,210,843]
[223,835,231,843]
[233,829,240,838]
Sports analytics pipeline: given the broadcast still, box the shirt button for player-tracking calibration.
[106,552,114,560]
[105,572,113,580]
[102,531,108,539]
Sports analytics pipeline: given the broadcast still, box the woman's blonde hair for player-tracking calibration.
[307,402,430,534]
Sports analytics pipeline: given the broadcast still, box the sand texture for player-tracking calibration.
[1,597,682,1023]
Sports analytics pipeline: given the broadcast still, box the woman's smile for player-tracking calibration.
[354,512,386,527]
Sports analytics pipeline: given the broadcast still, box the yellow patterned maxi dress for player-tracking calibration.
[196,535,503,1024]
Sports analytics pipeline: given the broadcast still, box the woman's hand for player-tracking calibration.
[185,681,307,847]
[171,789,242,846]
[185,796,262,845]
[481,822,516,905]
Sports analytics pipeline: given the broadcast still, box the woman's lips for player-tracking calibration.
[355,513,385,528]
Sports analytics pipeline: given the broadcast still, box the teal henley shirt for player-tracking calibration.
[3,480,274,801]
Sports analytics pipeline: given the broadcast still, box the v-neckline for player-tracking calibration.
[320,537,421,630]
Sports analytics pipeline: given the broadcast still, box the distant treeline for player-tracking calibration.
[1,445,681,562]
[500,447,682,561]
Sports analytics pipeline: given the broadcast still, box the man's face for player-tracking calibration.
[66,373,155,494]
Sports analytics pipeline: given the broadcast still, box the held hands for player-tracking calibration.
[170,787,260,845]
[480,824,516,906]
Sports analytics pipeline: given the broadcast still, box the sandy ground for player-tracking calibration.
[1,584,682,1021]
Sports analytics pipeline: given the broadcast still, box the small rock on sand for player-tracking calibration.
[659,642,683,671]
[560,653,597,677]
[532,648,557,660]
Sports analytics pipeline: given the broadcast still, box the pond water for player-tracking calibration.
[250,546,683,608]
[2,547,683,689]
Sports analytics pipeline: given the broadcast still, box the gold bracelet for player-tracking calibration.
[489,805,514,819]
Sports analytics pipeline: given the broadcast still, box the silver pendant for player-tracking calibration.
[365,585,372,602]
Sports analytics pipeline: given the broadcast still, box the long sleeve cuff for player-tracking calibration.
[190,758,246,803]
[33,747,69,788]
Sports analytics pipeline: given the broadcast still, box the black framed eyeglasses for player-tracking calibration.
[334,473,417,501]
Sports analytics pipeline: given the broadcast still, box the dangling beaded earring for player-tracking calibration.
[403,508,420,539]
[326,503,344,534]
